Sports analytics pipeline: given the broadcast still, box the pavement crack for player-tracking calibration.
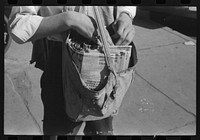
[6,73,43,134]
[135,71,196,118]
[23,99,43,134]
[159,120,195,134]
[137,42,184,52]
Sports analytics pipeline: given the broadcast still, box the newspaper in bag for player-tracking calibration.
[67,36,132,91]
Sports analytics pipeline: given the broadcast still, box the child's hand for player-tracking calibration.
[111,12,135,45]
[67,11,98,43]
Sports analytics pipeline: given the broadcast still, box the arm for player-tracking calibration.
[8,6,97,44]
[30,12,98,43]
[112,6,137,45]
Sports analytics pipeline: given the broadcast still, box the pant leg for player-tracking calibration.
[83,117,113,135]
[41,81,81,135]
[40,40,81,135]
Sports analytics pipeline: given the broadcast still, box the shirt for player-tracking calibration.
[9,6,137,43]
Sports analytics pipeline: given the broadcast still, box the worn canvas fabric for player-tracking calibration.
[62,29,137,122]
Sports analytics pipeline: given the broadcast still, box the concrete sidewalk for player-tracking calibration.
[113,12,196,135]
[4,12,196,135]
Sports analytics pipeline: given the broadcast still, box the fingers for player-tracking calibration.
[115,25,129,45]
[73,14,98,41]
[112,21,124,40]
[121,26,135,45]
[91,30,98,43]
[112,18,135,45]
[121,30,134,45]
[114,25,135,46]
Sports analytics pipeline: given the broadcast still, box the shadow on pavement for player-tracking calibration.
[134,9,196,39]
[134,9,164,30]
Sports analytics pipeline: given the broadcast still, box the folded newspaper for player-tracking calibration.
[67,39,132,90]
[109,45,132,72]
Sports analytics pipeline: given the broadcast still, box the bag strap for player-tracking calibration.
[93,6,119,92]
[93,6,115,72]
